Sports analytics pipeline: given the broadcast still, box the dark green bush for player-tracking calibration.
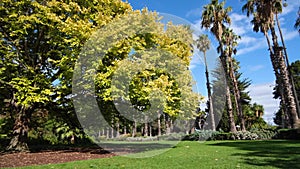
[275,129,300,140]
[182,130,222,141]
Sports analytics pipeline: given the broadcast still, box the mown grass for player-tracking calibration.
[5,140,300,169]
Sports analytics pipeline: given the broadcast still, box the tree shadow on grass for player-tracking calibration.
[210,140,300,169]
[1,137,174,156]
[95,141,176,155]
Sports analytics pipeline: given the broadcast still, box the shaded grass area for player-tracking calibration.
[3,140,300,169]
[212,140,300,168]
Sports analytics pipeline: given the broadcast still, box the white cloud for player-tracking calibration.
[248,82,280,124]
[237,38,267,55]
[185,8,202,18]
[247,64,265,72]
[230,13,248,21]
[284,30,299,40]
[229,13,252,35]
[238,36,259,45]
[189,49,203,70]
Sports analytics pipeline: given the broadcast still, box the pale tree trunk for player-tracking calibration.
[132,119,137,137]
[7,105,30,152]
[116,121,120,137]
[276,13,300,117]
[204,52,216,131]
[185,120,189,135]
[110,126,114,139]
[228,57,246,131]
[157,111,161,136]
[124,126,127,135]
[106,127,109,139]
[144,116,148,137]
[164,114,171,135]
[149,124,152,137]
[170,119,173,133]
[270,25,299,128]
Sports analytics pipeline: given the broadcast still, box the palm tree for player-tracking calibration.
[222,28,246,131]
[275,2,300,118]
[295,7,300,33]
[201,0,237,132]
[242,0,299,128]
[196,34,216,131]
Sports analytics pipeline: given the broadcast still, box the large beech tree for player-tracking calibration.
[0,0,131,151]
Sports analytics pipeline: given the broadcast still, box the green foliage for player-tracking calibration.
[231,131,259,140]
[183,130,222,141]
[0,116,14,137]
[250,128,278,140]
[0,0,132,150]
[275,128,300,140]
[183,128,278,141]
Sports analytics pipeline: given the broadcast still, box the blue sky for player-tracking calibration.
[125,0,300,124]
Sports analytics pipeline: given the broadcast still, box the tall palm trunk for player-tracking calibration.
[228,57,246,131]
[220,55,237,133]
[276,13,300,117]
[269,25,299,128]
[204,52,216,131]
[7,105,30,152]
[264,31,290,128]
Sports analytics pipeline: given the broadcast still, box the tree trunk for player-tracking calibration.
[110,127,114,139]
[275,47,299,127]
[157,111,161,136]
[7,106,30,152]
[106,127,109,139]
[264,31,289,128]
[270,25,299,128]
[204,53,216,131]
[144,116,148,137]
[220,56,237,133]
[124,126,127,135]
[165,114,171,135]
[116,121,120,137]
[228,57,246,131]
[149,124,152,137]
[276,13,300,117]
[132,119,137,137]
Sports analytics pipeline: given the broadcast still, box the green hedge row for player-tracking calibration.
[274,129,300,140]
[182,129,279,141]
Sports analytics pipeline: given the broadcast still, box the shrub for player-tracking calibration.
[231,131,259,140]
[182,130,221,141]
[250,128,278,140]
[158,133,185,141]
[275,129,300,140]
[126,136,158,142]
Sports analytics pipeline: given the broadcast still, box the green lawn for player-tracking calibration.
[6,140,300,169]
